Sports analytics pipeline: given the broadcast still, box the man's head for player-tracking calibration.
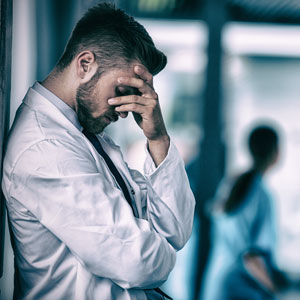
[57,2,166,77]
[53,2,166,134]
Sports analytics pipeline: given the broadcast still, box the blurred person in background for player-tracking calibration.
[201,124,288,300]
[1,3,195,300]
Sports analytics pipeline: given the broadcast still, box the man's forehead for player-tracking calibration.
[105,65,140,81]
[117,63,141,77]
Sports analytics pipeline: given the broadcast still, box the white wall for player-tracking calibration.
[0,1,36,299]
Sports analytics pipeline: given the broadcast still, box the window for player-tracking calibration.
[223,23,300,274]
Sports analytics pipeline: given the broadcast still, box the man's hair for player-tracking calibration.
[57,2,167,75]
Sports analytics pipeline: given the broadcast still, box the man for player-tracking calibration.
[2,3,195,300]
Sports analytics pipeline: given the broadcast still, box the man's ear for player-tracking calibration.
[76,51,98,83]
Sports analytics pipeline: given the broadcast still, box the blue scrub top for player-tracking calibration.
[201,174,277,300]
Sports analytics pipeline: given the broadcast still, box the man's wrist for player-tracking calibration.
[147,135,170,167]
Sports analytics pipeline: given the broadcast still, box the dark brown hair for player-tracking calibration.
[57,2,167,75]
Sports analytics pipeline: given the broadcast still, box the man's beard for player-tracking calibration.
[76,96,107,134]
[76,75,115,134]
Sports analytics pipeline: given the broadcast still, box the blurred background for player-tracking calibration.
[1,0,300,299]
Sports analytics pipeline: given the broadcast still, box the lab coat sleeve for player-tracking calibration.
[6,139,176,289]
[131,141,195,251]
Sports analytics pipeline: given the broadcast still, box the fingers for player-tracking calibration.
[116,64,155,98]
[115,103,145,115]
[108,94,156,109]
[134,65,153,86]
[108,94,157,119]
[108,64,158,118]
[118,76,156,99]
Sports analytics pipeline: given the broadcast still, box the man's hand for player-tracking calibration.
[108,65,170,166]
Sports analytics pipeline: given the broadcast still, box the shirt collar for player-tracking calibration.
[32,81,83,131]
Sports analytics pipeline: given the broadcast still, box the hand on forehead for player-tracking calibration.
[116,85,141,97]
[116,63,152,84]
[115,64,153,96]
[133,64,153,85]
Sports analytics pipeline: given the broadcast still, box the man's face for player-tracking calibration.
[76,65,139,134]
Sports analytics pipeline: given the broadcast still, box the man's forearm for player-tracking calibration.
[147,135,170,167]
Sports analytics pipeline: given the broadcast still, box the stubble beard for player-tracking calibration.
[76,75,108,135]
[76,96,108,134]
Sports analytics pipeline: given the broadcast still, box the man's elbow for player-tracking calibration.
[115,245,176,289]
[166,222,193,251]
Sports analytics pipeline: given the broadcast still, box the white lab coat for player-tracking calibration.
[2,86,195,300]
